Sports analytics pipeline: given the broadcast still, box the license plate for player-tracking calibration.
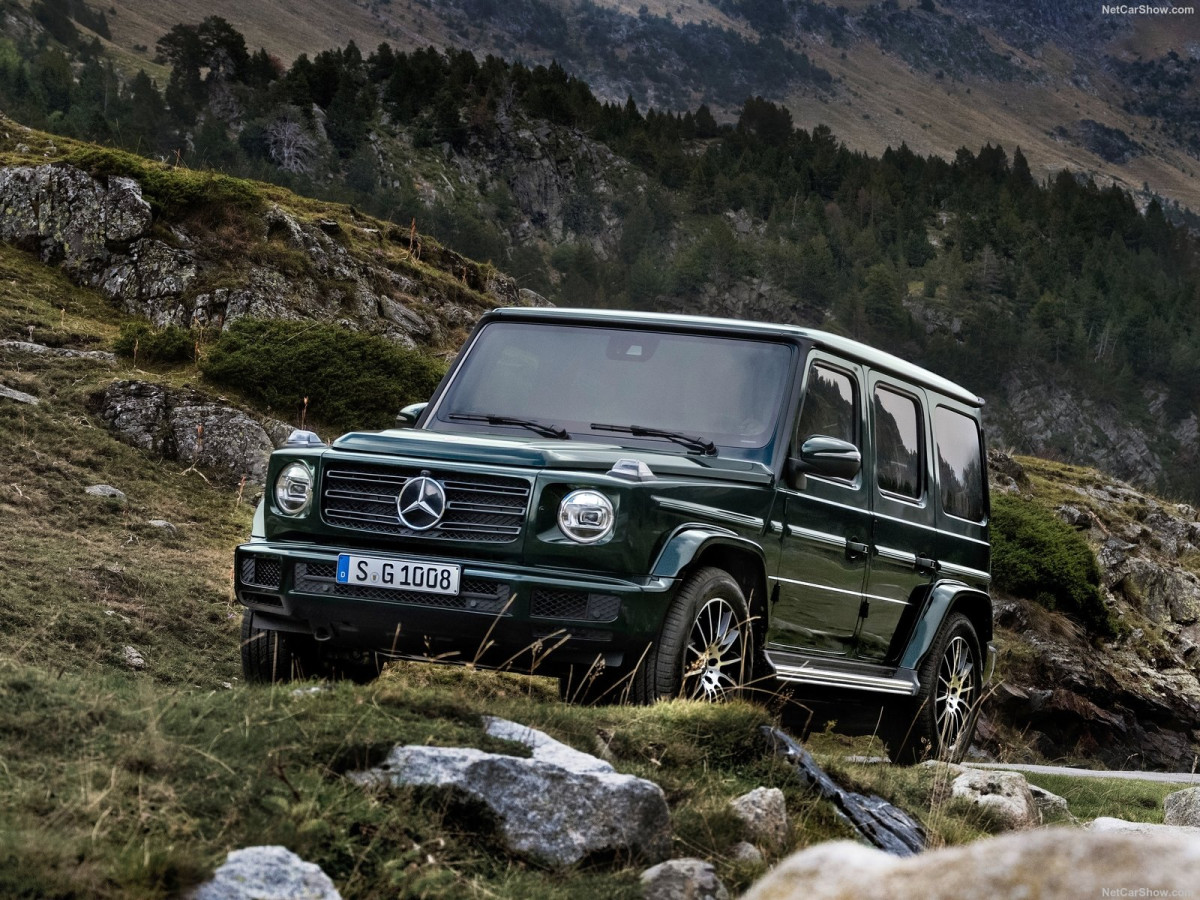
[336,554,461,596]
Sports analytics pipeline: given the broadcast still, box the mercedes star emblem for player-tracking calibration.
[396,474,447,531]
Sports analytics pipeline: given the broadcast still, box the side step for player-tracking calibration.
[770,658,920,696]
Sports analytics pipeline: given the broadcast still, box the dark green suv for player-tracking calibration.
[236,308,994,761]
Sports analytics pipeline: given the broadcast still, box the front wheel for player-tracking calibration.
[884,612,981,764]
[241,610,321,684]
[631,567,754,703]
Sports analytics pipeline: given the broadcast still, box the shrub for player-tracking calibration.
[113,322,194,363]
[990,493,1118,638]
[200,318,445,433]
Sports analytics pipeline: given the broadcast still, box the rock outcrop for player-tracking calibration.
[92,380,291,485]
[984,452,1200,771]
[349,716,672,867]
[0,160,534,357]
[743,829,1200,900]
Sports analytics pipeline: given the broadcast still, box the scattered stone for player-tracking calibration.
[123,646,146,669]
[742,828,1200,900]
[0,339,115,361]
[1165,787,1200,826]
[188,845,341,900]
[147,519,177,534]
[1028,784,1073,822]
[729,787,789,848]
[349,716,671,867]
[763,727,924,856]
[290,685,332,698]
[86,484,126,502]
[731,842,765,865]
[640,858,729,900]
[0,383,38,405]
[949,770,1038,830]
[1088,816,1200,837]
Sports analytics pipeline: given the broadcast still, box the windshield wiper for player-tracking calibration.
[448,413,570,439]
[590,423,717,456]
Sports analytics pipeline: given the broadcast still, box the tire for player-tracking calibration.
[631,567,753,703]
[884,612,982,764]
[241,610,321,684]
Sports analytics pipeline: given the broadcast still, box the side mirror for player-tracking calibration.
[396,402,428,428]
[791,435,861,481]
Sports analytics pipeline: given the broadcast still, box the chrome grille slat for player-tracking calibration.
[321,463,531,543]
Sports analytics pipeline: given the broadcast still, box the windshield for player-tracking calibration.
[427,321,794,457]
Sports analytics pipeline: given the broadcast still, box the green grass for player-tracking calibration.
[1022,773,1178,825]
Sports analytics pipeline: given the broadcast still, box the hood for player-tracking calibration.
[329,429,774,484]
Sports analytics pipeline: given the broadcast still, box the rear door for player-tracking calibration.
[768,356,870,656]
[858,375,938,662]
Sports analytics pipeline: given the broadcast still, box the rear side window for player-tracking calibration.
[934,406,986,522]
[874,386,922,499]
[796,363,858,448]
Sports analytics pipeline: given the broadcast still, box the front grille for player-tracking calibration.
[533,626,613,643]
[293,562,511,614]
[321,463,531,543]
[241,556,282,589]
[531,589,621,622]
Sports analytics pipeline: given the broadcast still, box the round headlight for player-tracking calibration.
[274,461,313,516]
[558,490,614,544]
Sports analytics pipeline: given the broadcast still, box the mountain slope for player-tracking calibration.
[94,0,1200,213]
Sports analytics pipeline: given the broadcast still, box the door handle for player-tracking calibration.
[915,555,939,574]
[846,540,869,559]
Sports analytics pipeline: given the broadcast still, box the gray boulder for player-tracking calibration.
[86,484,126,502]
[743,828,1200,900]
[94,380,289,485]
[189,846,340,900]
[949,769,1038,830]
[349,716,671,867]
[640,858,729,900]
[729,787,789,848]
[1165,787,1200,826]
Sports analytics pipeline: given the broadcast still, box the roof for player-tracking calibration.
[486,307,984,407]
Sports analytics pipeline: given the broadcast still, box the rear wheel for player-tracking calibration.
[884,612,981,764]
[241,610,321,683]
[631,567,753,703]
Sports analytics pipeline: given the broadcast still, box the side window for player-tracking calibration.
[874,386,923,500]
[796,363,858,448]
[934,406,986,522]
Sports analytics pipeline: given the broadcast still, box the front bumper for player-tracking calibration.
[234,541,675,673]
